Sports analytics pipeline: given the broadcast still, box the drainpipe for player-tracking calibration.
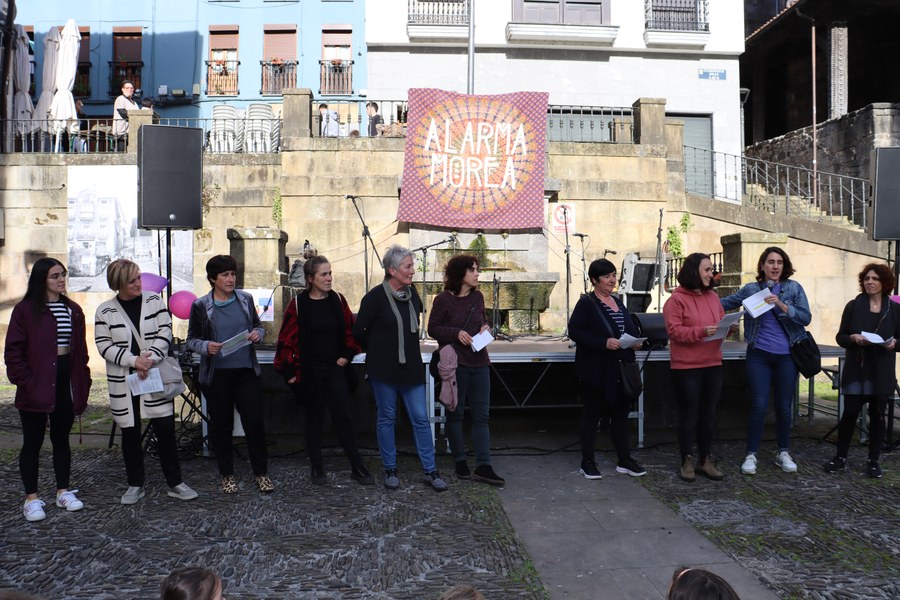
[466,0,474,94]
[796,7,818,208]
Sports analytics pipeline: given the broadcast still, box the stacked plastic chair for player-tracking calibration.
[210,104,238,152]
[244,103,274,152]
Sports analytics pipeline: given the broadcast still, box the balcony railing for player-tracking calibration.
[108,61,143,95]
[684,146,869,231]
[206,60,240,96]
[645,0,709,32]
[260,60,298,95]
[408,0,469,25]
[319,59,354,96]
[547,105,634,143]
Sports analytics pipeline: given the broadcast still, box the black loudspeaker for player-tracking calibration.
[138,125,203,229]
[872,147,900,240]
[633,312,668,349]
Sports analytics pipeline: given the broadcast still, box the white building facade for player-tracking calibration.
[366,0,745,160]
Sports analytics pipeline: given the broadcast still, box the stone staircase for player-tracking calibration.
[743,183,864,232]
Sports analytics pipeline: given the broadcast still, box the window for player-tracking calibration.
[75,27,91,97]
[262,25,297,95]
[513,0,609,26]
[110,27,143,95]
[208,26,239,96]
[320,27,353,95]
[645,0,709,32]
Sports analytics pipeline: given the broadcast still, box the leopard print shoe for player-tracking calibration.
[221,475,238,494]
[255,475,275,493]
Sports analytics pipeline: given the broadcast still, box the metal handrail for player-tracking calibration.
[684,145,869,231]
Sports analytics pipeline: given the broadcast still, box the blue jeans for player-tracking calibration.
[369,377,436,473]
[745,347,797,453]
[446,365,492,466]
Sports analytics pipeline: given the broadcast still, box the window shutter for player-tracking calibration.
[79,28,90,62]
[209,26,240,53]
[263,27,297,60]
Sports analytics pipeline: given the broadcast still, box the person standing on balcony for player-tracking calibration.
[112,81,147,150]
[319,103,340,137]
[720,247,810,476]
[366,102,384,137]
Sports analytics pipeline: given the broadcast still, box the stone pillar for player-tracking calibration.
[632,98,667,145]
[127,109,159,153]
[227,227,290,342]
[282,88,313,140]
[718,232,789,298]
[829,23,848,120]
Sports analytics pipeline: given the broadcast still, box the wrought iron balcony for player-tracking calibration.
[319,59,354,96]
[260,60,298,96]
[645,0,709,32]
[205,59,240,96]
[408,0,469,25]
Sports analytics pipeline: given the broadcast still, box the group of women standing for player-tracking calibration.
[569,246,893,482]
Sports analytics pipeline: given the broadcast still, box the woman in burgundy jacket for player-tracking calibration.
[4,258,91,522]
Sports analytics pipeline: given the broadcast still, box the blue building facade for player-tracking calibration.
[16,0,366,121]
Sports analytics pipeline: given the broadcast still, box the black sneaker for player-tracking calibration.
[383,469,400,490]
[615,457,647,477]
[823,456,846,473]
[310,465,327,486]
[351,464,375,485]
[455,460,471,479]
[579,459,602,480]
[867,459,884,479]
[472,465,505,486]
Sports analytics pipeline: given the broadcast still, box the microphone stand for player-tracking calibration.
[412,234,456,340]
[562,205,572,338]
[577,234,589,294]
[348,195,382,290]
[491,274,513,341]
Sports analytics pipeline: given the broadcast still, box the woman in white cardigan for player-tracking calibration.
[94,259,197,505]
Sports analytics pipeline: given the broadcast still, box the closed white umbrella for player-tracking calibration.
[13,24,34,139]
[33,26,60,134]
[49,19,80,148]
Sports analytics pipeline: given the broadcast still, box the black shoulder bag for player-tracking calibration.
[589,296,648,402]
[771,284,821,379]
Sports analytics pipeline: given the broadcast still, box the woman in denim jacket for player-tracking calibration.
[720,246,811,476]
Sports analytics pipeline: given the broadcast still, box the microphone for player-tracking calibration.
[573,233,587,239]
[767,280,775,290]
[345,194,357,199]
[604,249,618,255]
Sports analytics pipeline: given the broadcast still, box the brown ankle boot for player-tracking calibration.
[696,457,725,481]
[680,455,696,482]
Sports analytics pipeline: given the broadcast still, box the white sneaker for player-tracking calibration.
[23,498,46,522]
[55,489,84,511]
[775,451,798,473]
[741,453,758,475]
[120,486,145,505]
[167,482,198,501]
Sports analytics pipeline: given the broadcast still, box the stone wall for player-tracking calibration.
[745,102,900,180]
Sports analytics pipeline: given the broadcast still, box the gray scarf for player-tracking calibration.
[381,280,418,364]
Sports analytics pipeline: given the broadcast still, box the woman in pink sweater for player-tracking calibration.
[663,253,725,483]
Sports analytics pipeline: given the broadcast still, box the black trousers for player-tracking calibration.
[19,355,74,495]
[202,368,268,477]
[671,366,723,462]
[836,394,887,461]
[120,392,182,488]
[579,380,631,463]
[296,363,361,469]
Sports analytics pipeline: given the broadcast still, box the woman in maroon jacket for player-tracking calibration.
[427,254,504,486]
[4,258,91,522]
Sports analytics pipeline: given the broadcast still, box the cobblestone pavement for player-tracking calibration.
[0,402,544,600]
[634,435,900,600]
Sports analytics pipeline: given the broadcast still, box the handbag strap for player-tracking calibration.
[113,298,149,353]
[587,294,652,371]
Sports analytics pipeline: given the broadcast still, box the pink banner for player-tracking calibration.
[398,88,549,230]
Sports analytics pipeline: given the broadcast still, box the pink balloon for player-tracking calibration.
[169,290,198,320]
[141,272,168,293]
[892,295,900,304]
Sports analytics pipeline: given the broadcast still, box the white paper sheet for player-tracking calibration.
[219,330,252,357]
[741,287,775,318]
[470,329,494,352]
[127,368,164,396]
[619,333,647,348]
[861,331,895,347]
[705,311,744,342]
